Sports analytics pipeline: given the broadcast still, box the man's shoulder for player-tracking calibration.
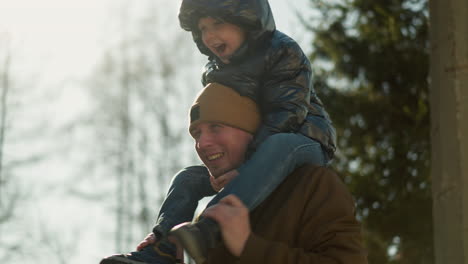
[283,164,354,204]
[288,164,341,186]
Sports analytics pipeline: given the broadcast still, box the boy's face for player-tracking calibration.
[198,17,246,64]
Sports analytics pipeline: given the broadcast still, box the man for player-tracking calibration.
[138,83,368,264]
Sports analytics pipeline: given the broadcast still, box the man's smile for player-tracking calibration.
[207,152,224,161]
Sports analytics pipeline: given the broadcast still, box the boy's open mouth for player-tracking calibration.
[214,44,226,54]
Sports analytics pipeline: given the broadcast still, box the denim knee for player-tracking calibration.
[170,165,214,199]
[260,133,314,153]
[254,133,327,166]
[171,165,207,185]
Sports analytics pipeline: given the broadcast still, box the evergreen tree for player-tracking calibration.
[306,0,432,263]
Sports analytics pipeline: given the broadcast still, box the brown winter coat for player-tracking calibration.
[205,165,368,264]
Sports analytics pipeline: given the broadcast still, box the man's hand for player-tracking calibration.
[203,194,251,257]
[210,170,239,192]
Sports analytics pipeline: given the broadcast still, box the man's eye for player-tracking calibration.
[192,130,201,138]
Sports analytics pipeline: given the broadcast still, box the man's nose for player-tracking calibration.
[197,132,213,149]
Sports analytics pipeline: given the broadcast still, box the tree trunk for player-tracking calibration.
[429,0,468,262]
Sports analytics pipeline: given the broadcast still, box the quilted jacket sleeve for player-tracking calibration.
[252,35,312,145]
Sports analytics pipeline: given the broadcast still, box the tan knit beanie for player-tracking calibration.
[189,83,261,136]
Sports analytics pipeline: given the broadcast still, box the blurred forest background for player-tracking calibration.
[0,0,431,263]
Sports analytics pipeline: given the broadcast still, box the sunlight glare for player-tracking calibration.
[0,0,110,72]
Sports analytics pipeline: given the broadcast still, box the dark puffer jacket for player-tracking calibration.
[179,0,336,157]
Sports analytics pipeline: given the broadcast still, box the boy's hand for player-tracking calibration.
[136,233,156,251]
[210,170,239,192]
[136,233,185,262]
[203,194,251,257]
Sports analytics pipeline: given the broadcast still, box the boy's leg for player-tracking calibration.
[100,165,215,264]
[154,165,216,237]
[207,133,327,210]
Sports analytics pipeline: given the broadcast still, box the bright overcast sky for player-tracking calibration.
[0,0,312,67]
[0,0,112,77]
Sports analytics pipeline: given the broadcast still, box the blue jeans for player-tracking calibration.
[153,133,329,236]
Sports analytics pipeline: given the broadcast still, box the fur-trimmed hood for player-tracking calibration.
[178,0,276,60]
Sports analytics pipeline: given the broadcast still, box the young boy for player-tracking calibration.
[100,0,336,263]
